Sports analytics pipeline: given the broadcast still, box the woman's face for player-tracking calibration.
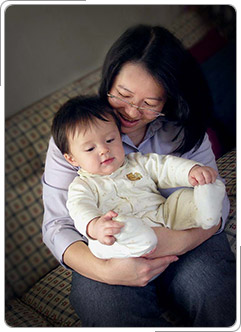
[108,62,167,145]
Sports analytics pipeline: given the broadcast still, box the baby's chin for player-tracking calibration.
[99,162,125,176]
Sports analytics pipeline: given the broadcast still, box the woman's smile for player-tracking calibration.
[118,112,141,127]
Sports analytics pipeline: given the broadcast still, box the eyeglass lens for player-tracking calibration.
[107,93,164,117]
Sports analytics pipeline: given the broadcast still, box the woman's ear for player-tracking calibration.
[64,153,79,167]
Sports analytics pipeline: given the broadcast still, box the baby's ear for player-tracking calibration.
[64,153,79,167]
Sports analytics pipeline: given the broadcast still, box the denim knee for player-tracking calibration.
[69,273,171,327]
[158,233,236,327]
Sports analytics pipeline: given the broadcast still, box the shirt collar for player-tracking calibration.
[145,117,164,138]
[121,118,164,148]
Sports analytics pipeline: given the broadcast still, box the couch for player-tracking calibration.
[5,7,236,327]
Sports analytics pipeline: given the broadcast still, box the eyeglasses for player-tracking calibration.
[107,93,165,117]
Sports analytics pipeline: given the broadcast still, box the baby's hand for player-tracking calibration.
[188,165,218,186]
[87,210,124,245]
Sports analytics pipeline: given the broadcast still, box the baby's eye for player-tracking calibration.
[86,147,95,152]
[106,138,115,143]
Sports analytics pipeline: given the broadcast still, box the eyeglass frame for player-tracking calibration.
[107,92,165,117]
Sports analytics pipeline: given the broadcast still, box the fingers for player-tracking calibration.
[104,220,124,235]
[207,168,218,183]
[99,214,125,245]
[197,170,217,184]
[189,177,199,186]
[103,235,116,245]
[148,256,179,280]
[190,166,218,185]
[103,210,119,220]
[193,172,208,185]
[149,255,179,269]
[137,256,179,286]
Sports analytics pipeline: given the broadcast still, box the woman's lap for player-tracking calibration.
[158,232,236,327]
[70,272,170,327]
[70,232,236,327]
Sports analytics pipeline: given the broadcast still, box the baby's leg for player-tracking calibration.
[163,179,225,230]
[88,215,157,259]
[114,214,158,256]
[163,188,198,230]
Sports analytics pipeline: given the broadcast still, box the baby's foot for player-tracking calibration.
[194,179,226,229]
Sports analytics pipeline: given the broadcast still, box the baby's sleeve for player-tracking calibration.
[67,177,101,238]
[142,153,199,189]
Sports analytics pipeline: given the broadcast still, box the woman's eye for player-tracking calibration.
[144,101,156,108]
[118,91,130,98]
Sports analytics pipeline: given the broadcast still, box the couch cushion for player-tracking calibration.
[5,298,51,327]
[20,265,81,327]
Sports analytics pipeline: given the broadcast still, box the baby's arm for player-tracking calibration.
[87,210,124,245]
[188,165,218,186]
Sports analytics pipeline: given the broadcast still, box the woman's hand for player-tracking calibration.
[146,220,222,258]
[63,240,178,287]
[104,255,179,286]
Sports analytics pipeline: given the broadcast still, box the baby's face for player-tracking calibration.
[65,116,125,175]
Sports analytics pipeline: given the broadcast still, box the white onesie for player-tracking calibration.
[67,153,225,259]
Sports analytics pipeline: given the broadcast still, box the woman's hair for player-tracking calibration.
[99,24,213,155]
[51,95,121,154]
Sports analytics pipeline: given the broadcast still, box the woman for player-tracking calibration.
[42,25,235,327]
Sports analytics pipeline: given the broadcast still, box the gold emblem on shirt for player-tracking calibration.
[126,172,143,181]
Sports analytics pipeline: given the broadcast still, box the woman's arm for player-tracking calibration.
[150,220,221,258]
[63,240,179,286]
[42,137,86,262]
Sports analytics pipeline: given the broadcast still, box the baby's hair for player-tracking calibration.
[51,95,121,154]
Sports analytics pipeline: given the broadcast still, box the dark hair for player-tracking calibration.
[51,95,121,154]
[99,24,213,155]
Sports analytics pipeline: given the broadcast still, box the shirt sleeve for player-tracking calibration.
[42,137,88,265]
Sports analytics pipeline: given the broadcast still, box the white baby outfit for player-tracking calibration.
[67,153,225,259]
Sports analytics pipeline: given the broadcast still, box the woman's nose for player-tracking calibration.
[124,103,141,118]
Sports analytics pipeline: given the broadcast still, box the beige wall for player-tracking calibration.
[5,4,183,118]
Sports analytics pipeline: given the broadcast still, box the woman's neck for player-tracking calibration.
[127,127,147,147]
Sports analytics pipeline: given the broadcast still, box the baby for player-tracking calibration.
[51,95,226,259]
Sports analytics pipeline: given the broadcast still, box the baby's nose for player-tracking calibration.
[100,145,109,155]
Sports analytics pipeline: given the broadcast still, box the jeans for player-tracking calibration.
[69,232,236,327]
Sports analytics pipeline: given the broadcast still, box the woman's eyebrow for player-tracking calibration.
[146,96,163,101]
[118,84,164,101]
[117,85,134,94]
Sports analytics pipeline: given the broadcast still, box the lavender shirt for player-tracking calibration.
[42,118,229,264]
